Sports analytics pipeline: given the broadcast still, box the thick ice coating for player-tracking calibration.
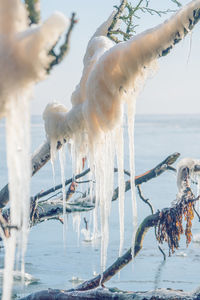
[0,1,69,299]
[43,0,200,270]
[176,158,200,193]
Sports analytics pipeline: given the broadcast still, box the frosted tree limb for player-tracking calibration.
[25,0,40,25]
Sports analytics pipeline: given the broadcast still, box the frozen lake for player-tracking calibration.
[1,114,200,298]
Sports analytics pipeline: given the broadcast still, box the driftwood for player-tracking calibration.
[19,286,200,300]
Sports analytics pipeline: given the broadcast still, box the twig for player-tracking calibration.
[47,13,77,72]
[114,167,131,176]
[137,185,166,260]
[84,217,88,230]
[33,168,90,201]
[137,185,153,214]
[171,0,182,7]
[108,0,181,43]
[107,0,128,41]
[25,0,40,25]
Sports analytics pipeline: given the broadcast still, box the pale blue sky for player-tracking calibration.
[31,0,200,115]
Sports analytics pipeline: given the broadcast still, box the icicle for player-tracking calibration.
[91,132,115,271]
[127,99,137,246]
[4,93,31,300]
[50,139,57,189]
[59,144,67,244]
[115,124,125,257]
[72,213,81,245]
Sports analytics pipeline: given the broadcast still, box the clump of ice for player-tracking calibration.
[176,158,200,212]
[0,1,69,299]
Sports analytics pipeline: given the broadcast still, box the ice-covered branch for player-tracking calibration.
[16,1,200,190]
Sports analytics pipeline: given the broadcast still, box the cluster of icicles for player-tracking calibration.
[43,12,157,271]
[0,1,69,299]
[0,0,200,299]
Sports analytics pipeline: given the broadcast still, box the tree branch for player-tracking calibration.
[47,13,77,72]
[25,0,40,25]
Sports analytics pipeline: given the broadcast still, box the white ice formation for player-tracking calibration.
[176,158,200,212]
[0,1,69,299]
[43,1,200,270]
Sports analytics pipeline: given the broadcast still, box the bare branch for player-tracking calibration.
[47,13,77,72]
[107,0,128,41]
[137,185,166,260]
[25,0,40,25]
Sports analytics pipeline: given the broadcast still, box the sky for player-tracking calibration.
[31,0,200,115]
